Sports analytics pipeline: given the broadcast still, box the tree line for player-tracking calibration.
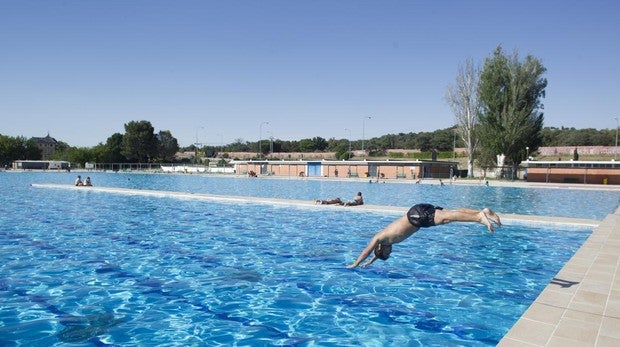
[1,123,616,168]
[1,46,616,168]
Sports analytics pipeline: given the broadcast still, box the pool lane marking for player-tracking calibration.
[31,183,599,228]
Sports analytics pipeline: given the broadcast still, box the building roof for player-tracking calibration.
[31,134,58,144]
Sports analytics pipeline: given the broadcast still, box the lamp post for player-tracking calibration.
[526,147,529,161]
[615,117,618,161]
[194,126,205,147]
[194,126,205,164]
[266,130,274,155]
[453,129,457,160]
[362,116,372,158]
[259,121,269,158]
[344,128,352,159]
[270,136,274,154]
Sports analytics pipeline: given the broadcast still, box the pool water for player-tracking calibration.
[14,171,620,220]
[0,172,608,345]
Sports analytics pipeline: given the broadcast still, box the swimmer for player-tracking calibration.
[347,204,501,268]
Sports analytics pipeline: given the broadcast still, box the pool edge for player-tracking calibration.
[498,207,620,346]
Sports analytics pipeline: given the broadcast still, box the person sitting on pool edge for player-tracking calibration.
[346,203,501,268]
[343,192,363,206]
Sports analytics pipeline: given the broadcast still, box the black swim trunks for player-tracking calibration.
[407,204,443,228]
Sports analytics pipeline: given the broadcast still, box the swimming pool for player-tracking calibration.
[14,171,620,220]
[0,172,609,345]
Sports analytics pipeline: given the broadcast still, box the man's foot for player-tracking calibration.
[483,208,502,226]
[479,211,495,233]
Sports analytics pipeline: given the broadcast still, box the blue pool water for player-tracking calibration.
[12,171,620,220]
[0,172,614,345]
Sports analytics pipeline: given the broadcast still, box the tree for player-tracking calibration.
[121,120,158,162]
[298,137,328,152]
[53,146,94,167]
[416,133,433,152]
[103,133,126,163]
[446,57,481,176]
[478,46,547,176]
[156,130,179,162]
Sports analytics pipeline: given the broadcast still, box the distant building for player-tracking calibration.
[525,160,620,184]
[12,160,70,170]
[30,133,58,160]
[232,159,457,180]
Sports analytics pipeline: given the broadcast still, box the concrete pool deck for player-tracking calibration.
[31,182,620,346]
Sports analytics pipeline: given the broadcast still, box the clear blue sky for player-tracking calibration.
[1,1,619,147]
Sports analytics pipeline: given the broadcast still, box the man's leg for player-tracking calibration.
[434,209,495,233]
[454,208,501,226]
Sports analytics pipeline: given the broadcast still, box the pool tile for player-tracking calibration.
[545,335,590,347]
[606,298,620,319]
[496,337,540,346]
[535,287,574,307]
[501,317,554,345]
[521,302,563,325]
[552,316,599,344]
[562,309,602,325]
[568,290,608,315]
[599,316,620,339]
[596,335,620,347]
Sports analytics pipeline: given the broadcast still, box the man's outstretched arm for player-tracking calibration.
[347,237,379,268]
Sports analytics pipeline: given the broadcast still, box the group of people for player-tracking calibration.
[74,175,92,186]
[314,192,364,206]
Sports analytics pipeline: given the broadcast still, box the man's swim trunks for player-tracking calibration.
[407,204,444,228]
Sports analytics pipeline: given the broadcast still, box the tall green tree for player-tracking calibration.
[156,130,179,162]
[0,135,42,165]
[121,120,158,162]
[103,133,126,162]
[478,46,547,172]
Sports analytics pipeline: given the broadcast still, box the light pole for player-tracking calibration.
[259,121,269,158]
[362,116,372,158]
[194,126,205,164]
[266,130,274,155]
[615,117,618,161]
[453,129,457,160]
[526,146,529,161]
[344,128,352,159]
[194,126,205,147]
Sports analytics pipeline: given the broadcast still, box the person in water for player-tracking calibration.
[347,204,501,268]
